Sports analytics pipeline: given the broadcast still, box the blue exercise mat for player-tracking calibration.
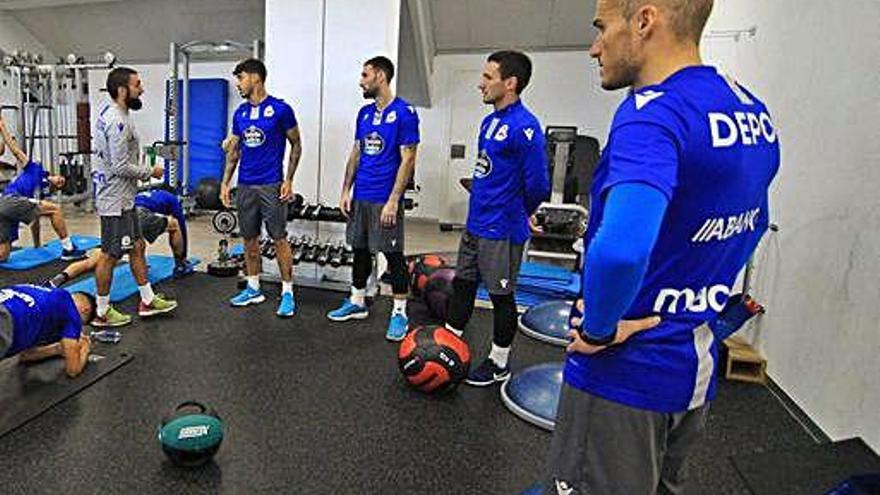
[0,235,100,271]
[64,255,200,302]
[476,262,581,309]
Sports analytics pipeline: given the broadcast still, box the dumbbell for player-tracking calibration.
[260,238,276,260]
[328,244,345,268]
[292,238,308,265]
[318,206,346,223]
[302,242,320,263]
[341,245,354,266]
[315,242,333,266]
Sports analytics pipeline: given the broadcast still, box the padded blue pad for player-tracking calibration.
[500,361,564,431]
[476,262,581,309]
[519,300,573,346]
[519,483,545,495]
[64,255,200,303]
[166,78,229,193]
[0,235,100,271]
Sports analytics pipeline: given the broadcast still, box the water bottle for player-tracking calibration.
[90,330,122,344]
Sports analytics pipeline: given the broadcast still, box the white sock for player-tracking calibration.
[60,237,73,251]
[488,343,511,369]
[96,295,110,317]
[445,323,463,337]
[282,281,293,295]
[392,298,407,316]
[138,283,155,305]
[246,276,260,291]
[351,287,366,307]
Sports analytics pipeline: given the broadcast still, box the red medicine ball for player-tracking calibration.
[398,326,470,394]
[408,254,447,297]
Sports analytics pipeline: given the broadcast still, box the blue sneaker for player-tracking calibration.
[230,286,266,307]
[327,298,368,322]
[464,358,510,387]
[277,292,296,317]
[173,261,195,279]
[60,247,87,261]
[386,313,409,342]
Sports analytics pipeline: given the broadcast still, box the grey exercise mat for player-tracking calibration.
[0,350,133,439]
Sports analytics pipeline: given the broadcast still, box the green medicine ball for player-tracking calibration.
[158,401,224,467]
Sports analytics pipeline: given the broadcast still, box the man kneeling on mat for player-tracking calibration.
[0,284,94,378]
[0,117,87,262]
[41,188,192,288]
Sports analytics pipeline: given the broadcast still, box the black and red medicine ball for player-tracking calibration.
[423,267,456,321]
[407,254,448,297]
[398,326,471,394]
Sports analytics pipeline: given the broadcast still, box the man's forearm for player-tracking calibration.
[341,152,359,193]
[1,126,28,165]
[19,343,62,363]
[285,143,301,183]
[222,151,240,184]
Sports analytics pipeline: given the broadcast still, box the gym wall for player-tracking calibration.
[86,62,241,165]
[704,0,880,451]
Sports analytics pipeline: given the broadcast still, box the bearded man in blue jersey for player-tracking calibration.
[327,56,421,342]
[542,1,781,494]
[443,51,551,386]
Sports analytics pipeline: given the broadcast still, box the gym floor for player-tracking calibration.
[0,209,823,494]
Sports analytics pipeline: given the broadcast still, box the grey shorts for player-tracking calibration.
[236,183,288,241]
[0,304,12,358]
[136,206,168,244]
[455,230,523,295]
[345,199,405,253]
[0,195,39,243]
[544,383,709,495]
[100,208,142,259]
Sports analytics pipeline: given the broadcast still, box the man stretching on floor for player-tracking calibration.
[0,284,94,378]
[326,56,420,341]
[91,67,177,327]
[0,116,87,262]
[41,188,193,288]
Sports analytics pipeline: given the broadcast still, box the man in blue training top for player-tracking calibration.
[327,56,420,342]
[0,284,95,378]
[0,116,87,262]
[542,1,781,494]
[221,58,302,318]
[443,51,551,386]
[41,188,191,288]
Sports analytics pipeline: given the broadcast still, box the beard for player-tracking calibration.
[127,97,143,111]
[362,87,377,99]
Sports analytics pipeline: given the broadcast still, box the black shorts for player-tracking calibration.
[100,208,142,259]
[455,231,523,295]
[0,305,12,358]
[345,199,405,253]
[0,195,39,244]
[136,206,168,244]
[236,183,288,240]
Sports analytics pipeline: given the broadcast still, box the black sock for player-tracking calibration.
[50,272,70,287]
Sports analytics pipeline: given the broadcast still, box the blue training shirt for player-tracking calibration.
[565,66,781,413]
[134,189,187,257]
[5,161,50,198]
[231,95,298,186]
[466,100,549,244]
[353,97,420,203]
[1,284,81,357]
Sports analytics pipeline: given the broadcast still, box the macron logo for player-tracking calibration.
[635,90,664,110]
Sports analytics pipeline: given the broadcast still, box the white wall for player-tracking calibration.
[264,0,400,208]
[415,51,622,221]
[87,61,240,154]
[0,11,52,56]
[704,0,880,450]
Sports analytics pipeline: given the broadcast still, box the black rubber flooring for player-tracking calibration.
[0,272,840,494]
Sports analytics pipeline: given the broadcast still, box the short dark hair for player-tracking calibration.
[73,291,97,324]
[487,51,532,94]
[233,58,267,82]
[364,56,395,83]
[106,67,138,99]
